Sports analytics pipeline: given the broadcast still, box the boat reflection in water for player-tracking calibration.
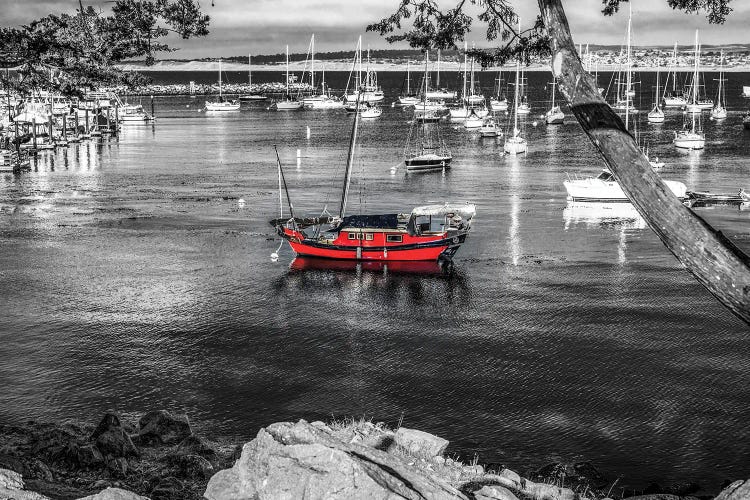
[288,256,453,275]
[563,201,646,230]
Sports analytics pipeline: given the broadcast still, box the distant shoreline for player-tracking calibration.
[118,61,750,73]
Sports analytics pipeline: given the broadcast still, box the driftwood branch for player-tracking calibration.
[537,0,750,325]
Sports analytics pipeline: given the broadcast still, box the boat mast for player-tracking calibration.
[513,25,520,137]
[357,36,362,92]
[462,41,467,104]
[285,45,289,97]
[339,95,362,218]
[672,42,677,93]
[406,60,410,95]
[311,34,315,89]
[692,30,699,132]
[436,49,441,88]
[248,53,251,85]
[625,4,631,130]
[469,43,475,97]
[218,58,222,98]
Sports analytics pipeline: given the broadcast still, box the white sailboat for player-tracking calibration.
[490,68,508,111]
[664,43,687,107]
[647,69,665,123]
[205,59,240,111]
[303,36,344,110]
[344,41,384,107]
[544,76,564,124]
[273,45,303,111]
[398,61,419,106]
[711,50,727,120]
[240,54,266,101]
[449,42,488,121]
[611,16,637,115]
[516,63,531,115]
[426,50,457,100]
[674,30,706,150]
[504,21,527,155]
[479,116,501,137]
[414,52,444,122]
[684,40,713,113]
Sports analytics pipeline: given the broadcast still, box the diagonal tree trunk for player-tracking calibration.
[538,0,750,325]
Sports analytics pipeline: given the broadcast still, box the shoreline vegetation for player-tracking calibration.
[0,411,747,500]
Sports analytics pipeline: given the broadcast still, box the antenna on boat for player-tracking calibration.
[339,90,362,219]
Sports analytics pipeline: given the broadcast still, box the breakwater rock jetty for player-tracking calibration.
[1,413,749,500]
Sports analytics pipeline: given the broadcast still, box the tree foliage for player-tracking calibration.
[0,0,210,97]
[367,0,733,67]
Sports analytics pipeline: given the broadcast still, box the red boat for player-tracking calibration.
[270,93,476,263]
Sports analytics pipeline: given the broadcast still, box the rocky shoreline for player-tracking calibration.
[1,411,748,500]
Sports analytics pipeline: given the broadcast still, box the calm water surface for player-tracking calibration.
[1,71,750,492]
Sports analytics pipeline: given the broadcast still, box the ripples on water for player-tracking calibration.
[1,71,749,491]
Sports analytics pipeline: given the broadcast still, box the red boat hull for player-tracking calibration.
[280,227,463,262]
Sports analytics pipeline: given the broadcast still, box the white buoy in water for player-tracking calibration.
[271,252,279,261]
[391,102,395,108]
[306,126,310,139]
[237,198,246,208]
[532,121,538,127]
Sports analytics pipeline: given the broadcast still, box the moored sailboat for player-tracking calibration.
[205,59,241,111]
[270,95,474,261]
[674,30,706,150]
[504,27,527,156]
[711,51,728,120]
[544,76,564,125]
[273,45,304,111]
[647,69,665,123]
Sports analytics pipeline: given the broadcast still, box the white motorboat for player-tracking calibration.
[119,103,154,122]
[272,45,303,111]
[564,168,686,202]
[205,59,240,111]
[479,116,501,137]
[674,31,706,150]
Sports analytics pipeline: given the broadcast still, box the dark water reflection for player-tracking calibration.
[1,72,749,492]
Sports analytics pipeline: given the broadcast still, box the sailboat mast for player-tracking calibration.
[218,59,222,98]
[406,61,410,95]
[469,43,475,96]
[357,36,362,91]
[285,45,289,96]
[436,49,441,88]
[513,51,520,134]
[424,50,429,100]
[692,30,698,131]
[339,96,361,218]
[311,34,315,89]
[248,53,252,85]
[672,42,677,92]
[462,41,467,103]
[625,6,631,130]
[551,77,556,108]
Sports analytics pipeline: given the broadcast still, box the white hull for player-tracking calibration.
[664,96,687,107]
[647,107,665,123]
[743,86,750,98]
[205,101,240,111]
[398,96,419,106]
[426,90,457,100]
[545,107,564,124]
[504,137,527,155]
[360,108,382,118]
[711,106,727,120]
[274,100,303,111]
[303,96,344,109]
[479,127,501,137]
[517,103,531,115]
[490,99,508,111]
[564,177,687,201]
[449,107,489,120]
[344,91,384,104]
[464,117,483,129]
[673,131,705,150]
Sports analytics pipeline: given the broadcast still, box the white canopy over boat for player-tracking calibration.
[411,203,476,220]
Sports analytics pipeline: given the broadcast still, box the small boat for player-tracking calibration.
[688,189,750,204]
[360,104,382,118]
[490,68,509,112]
[272,45,303,111]
[647,70,665,123]
[425,51,457,100]
[404,151,452,171]
[463,110,483,129]
[119,103,154,123]
[490,98,508,112]
[504,34,527,156]
[479,116,501,137]
[674,31,706,150]
[205,59,241,111]
[544,77,564,124]
[564,168,687,202]
[239,53,266,100]
[711,51,728,120]
[517,97,531,115]
[343,44,385,106]
[270,96,474,262]
[397,60,419,106]
[413,106,442,122]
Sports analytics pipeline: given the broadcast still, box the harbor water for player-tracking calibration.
[1,71,749,492]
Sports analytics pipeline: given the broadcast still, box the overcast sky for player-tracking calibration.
[6,0,749,58]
